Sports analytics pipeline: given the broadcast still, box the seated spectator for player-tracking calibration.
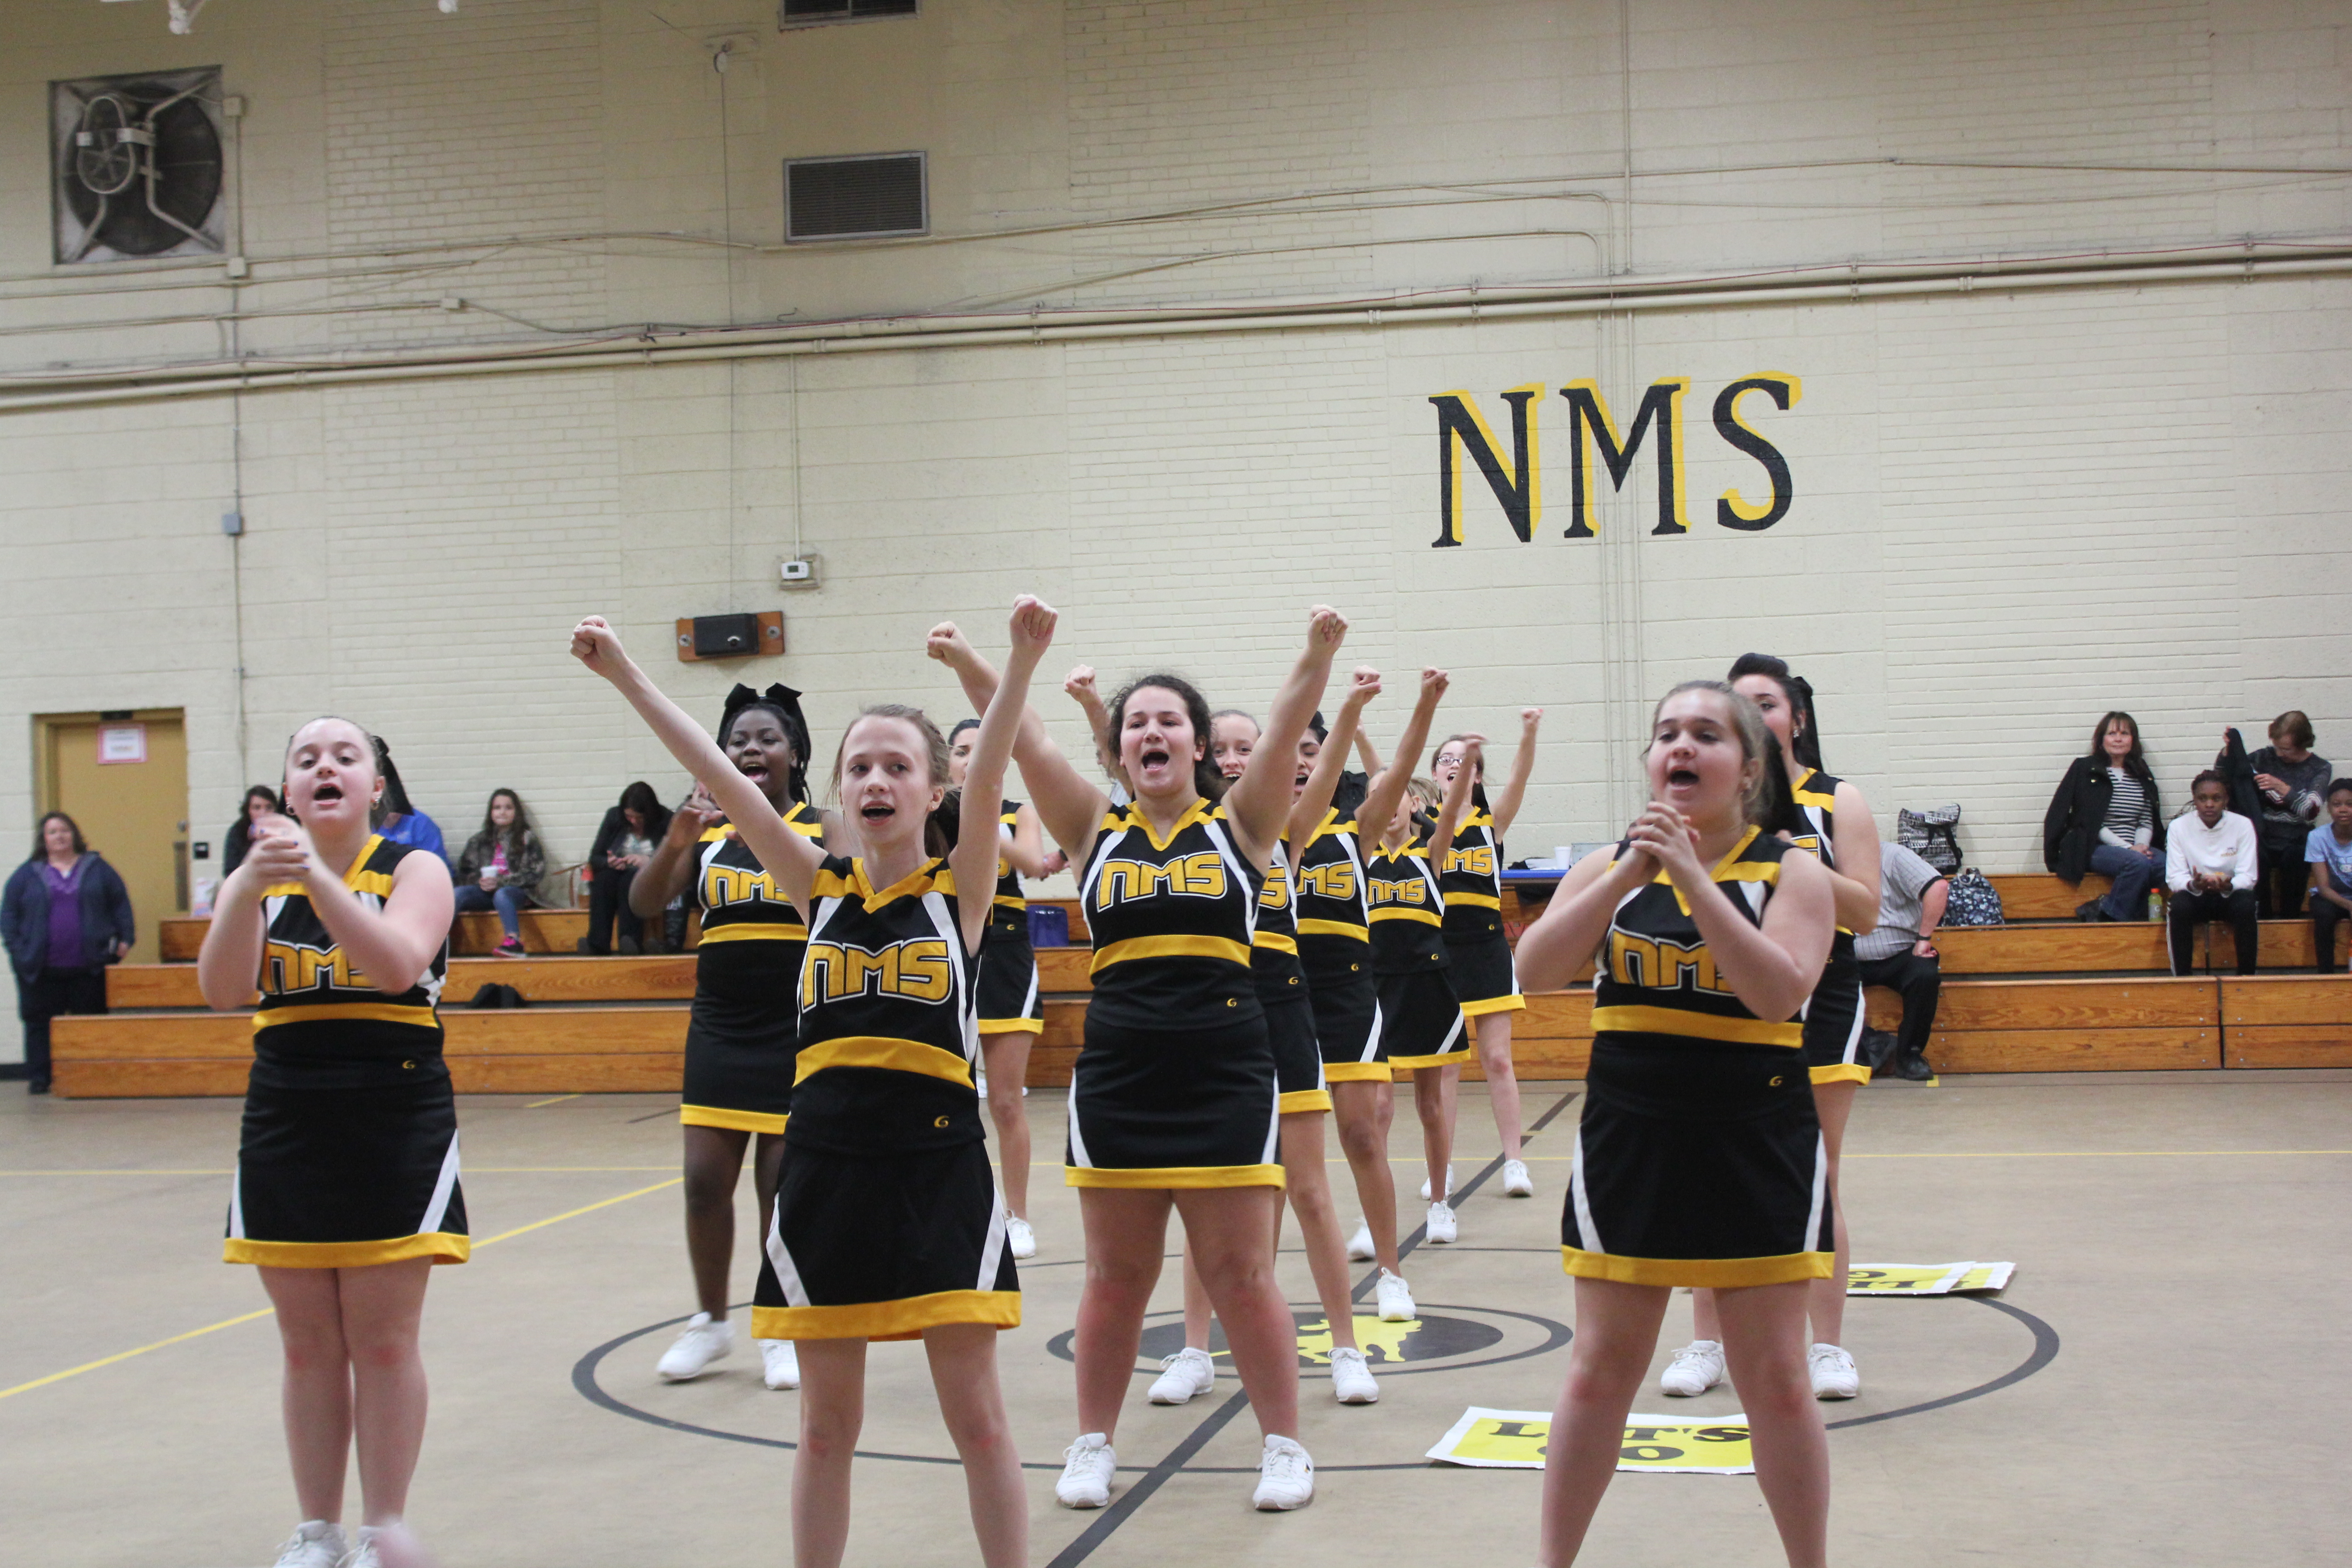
[2164,771,2259,976]
[2043,710,2166,922]
[2307,780,2352,974]
[453,788,547,959]
[2,813,134,1095]
[1855,841,1946,1082]
[580,782,669,955]
[2221,712,2332,919]
[370,735,448,864]
[220,785,282,877]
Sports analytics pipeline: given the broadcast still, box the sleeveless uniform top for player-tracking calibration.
[693,801,825,1018]
[1788,767,1860,950]
[1250,841,1308,1002]
[1081,797,1264,1030]
[1294,808,1373,986]
[1366,826,1450,975]
[789,855,981,1156]
[253,835,449,1091]
[1592,828,1800,1050]
[1437,781,1505,937]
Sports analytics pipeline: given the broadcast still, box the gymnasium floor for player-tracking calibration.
[6,1070,2347,1568]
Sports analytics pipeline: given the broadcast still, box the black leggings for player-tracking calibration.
[587,864,642,953]
[2166,887,2259,975]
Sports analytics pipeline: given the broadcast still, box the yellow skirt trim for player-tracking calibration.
[1561,1245,1832,1288]
[680,1104,789,1135]
[975,1017,1045,1036]
[1321,1062,1394,1083]
[750,1289,1022,1343]
[225,1232,471,1269]
[1459,994,1526,1018]
[1278,1088,1334,1115]
[1066,1162,1287,1191]
[1389,1049,1472,1073]
[1809,1063,1873,1087]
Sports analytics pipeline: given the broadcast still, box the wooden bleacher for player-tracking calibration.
[54,879,2349,1098]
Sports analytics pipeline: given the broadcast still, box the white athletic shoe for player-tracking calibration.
[1252,1434,1316,1510]
[760,1338,800,1390]
[1345,1218,1375,1262]
[1660,1339,1725,1397]
[1501,1158,1534,1197]
[1006,1215,1037,1260]
[336,1525,385,1568]
[1418,1163,1454,1201]
[1329,1346,1379,1405]
[1425,1200,1458,1244]
[1374,1268,1416,1323]
[1147,1346,1216,1405]
[656,1312,735,1381]
[271,1521,346,1568]
[1055,1433,1116,1508]
[1809,1342,1860,1400]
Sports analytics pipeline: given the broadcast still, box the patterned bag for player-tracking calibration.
[1941,868,2004,927]
[1897,803,1964,875]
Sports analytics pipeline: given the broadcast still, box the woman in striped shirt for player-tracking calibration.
[2042,711,2166,921]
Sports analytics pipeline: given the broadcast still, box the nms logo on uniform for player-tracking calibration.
[1429,376,1798,546]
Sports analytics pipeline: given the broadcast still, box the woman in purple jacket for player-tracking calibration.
[2,812,135,1094]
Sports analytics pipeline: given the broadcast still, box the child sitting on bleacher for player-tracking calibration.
[2305,780,2352,974]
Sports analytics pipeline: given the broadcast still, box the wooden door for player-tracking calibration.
[38,711,189,965]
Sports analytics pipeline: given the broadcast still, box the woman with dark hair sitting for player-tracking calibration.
[580,781,669,955]
[3,812,135,1095]
[2044,711,2166,921]
[223,785,284,877]
[453,789,547,958]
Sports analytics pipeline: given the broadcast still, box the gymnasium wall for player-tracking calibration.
[4,0,2351,1042]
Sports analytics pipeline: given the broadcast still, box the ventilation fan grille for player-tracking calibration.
[785,153,926,241]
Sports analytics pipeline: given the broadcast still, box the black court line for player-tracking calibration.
[1824,1296,2060,1431]
[1044,1085,1584,1568]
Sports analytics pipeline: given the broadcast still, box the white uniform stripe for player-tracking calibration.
[1803,1131,1831,1254]
[1017,962,1039,1021]
[1259,1086,1282,1164]
[1360,997,1385,1064]
[976,1186,1008,1289]
[1065,1096,1095,1169]
[1431,1006,1465,1058]
[1835,985,1866,1065]
[227,1164,245,1239]
[418,1132,462,1235]
[1568,1123,1603,1252]
[766,1203,813,1308]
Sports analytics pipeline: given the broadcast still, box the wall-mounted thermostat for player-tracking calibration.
[779,555,820,588]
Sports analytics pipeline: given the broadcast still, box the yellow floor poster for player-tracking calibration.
[1846,1261,2015,1296]
[1426,1408,1755,1475]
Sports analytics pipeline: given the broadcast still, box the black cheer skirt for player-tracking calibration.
[226,1069,469,1268]
[1066,1013,1283,1189]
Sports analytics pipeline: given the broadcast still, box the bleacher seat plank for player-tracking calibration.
[2219,975,2352,1026]
[1989,873,2116,920]
[109,956,699,1011]
[1930,1026,2219,1071]
[1925,977,2216,1030]
[165,909,610,961]
[1936,924,2166,974]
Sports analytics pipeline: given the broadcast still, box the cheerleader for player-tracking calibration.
[946,718,1048,1262]
[1513,681,1836,1568]
[954,607,1348,1512]
[1301,670,1449,1314]
[197,719,461,1568]
[1668,655,1882,1405]
[572,607,1036,1568]
[1429,710,1544,1200]
[628,684,831,1392]
[1137,699,1384,1409]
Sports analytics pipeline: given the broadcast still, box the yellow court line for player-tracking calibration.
[524,1094,581,1108]
[0,1177,681,1403]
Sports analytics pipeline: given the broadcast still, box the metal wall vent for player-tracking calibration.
[782,0,918,24]
[785,153,926,242]
[51,65,226,263]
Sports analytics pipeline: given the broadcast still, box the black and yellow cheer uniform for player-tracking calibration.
[1295,809,1387,1083]
[975,800,1045,1036]
[682,802,826,1134]
[1563,828,1832,1286]
[750,856,1019,1341]
[1788,768,1869,1087]
[1438,782,1525,1018]
[225,836,468,1268]
[1366,826,1470,1073]
[1254,841,1329,1115]
[1069,797,1282,1188]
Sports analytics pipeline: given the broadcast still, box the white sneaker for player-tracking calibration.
[1374,1268,1416,1323]
[656,1312,734,1381]
[1418,1163,1452,1201]
[272,1521,346,1568]
[1345,1218,1375,1262]
[760,1338,800,1390]
[1329,1346,1379,1404]
[1660,1339,1725,1397]
[1809,1342,1860,1400]
[1501,1158,1534,1197]
[336,1525,384,1568]
[1147,1346,1215,1405]
[1055,1433,1116,1508]
[1252,1434,1315,1510]
[1006,1215,1037,1260]
[1425,1200,1457,1243]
